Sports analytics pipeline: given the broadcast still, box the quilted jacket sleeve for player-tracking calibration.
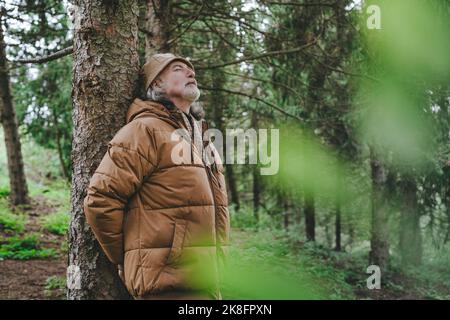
[83,120,157,265]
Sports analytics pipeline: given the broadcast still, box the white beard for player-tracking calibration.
[182,85,201,102]
[148,82,201,103]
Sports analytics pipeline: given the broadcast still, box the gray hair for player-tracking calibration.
[146,85,168,103]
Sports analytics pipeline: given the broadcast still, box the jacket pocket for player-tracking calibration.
[166,219,187,265]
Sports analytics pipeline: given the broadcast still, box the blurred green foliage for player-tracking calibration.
[0,234,57,260]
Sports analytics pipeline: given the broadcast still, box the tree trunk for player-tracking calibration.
[145,0,171,58]
[225,165,240,211]
[369,148,391,271]
[295,203,301,226]
[304,190,315,242]
[252,165,261,221]
[399,175,422,266]
[335,170,342,251]
[276,190,288,231]
[0,12,29,205]
[446,170,450,245]
[52,108,69,181]
[283,198,289,232]
[68,0,139,299]
[251,111,261,222]
[335,202,341,251]
[208,37,240,211]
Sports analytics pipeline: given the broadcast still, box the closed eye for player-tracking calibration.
[172,64,184,71]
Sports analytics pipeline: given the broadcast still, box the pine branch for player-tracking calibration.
[306,51,380,83]
[199,85,305,122]
[195,40,317,70]
[165,1,205,48]
[265,1,337,7]
[14,46,73,64]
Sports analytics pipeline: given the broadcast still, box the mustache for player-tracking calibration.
[185,80,197,87]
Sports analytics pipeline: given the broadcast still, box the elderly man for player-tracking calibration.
[83,53,230,300]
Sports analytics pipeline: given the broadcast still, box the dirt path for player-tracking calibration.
[0,197,67,300]
[0,259,66,299]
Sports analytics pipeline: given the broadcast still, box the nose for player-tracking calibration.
[187,68,195,78]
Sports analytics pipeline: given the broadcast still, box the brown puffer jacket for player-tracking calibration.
[83,98,230,299]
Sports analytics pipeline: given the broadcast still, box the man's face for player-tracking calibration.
[155,61,200,102]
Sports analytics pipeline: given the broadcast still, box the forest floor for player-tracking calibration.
[224,228,449,300]
[0,194,67,299]
[1,187,448,300]
[0,191,449,300]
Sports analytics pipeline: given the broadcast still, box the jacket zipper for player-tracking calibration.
[169,113,219,238]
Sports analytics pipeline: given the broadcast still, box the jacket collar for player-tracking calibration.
[126,98,213,141]
[126,98,186,128]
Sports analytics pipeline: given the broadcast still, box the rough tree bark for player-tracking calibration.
[68,0,139,299]
[145,0,171,58]
[0,11,29,205]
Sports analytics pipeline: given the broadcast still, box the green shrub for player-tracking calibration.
[45,276,66,290]
[230,206,258,230]
[0,186,10,198]
[40,211,70,235]
[0,200,26,233]
[0,234,57,260]
[44,276,66,299]
[230,205,280,232]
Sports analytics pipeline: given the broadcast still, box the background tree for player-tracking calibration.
[0,6,29,205]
